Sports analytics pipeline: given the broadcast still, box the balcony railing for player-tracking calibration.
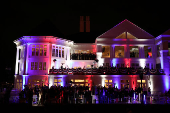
[70,53,96,60]
[49,68,165,75]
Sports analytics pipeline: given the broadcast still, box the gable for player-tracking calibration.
[115,32,137,39]
[97,19,154,39]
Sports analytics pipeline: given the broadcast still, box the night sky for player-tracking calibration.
[1,1,170,82]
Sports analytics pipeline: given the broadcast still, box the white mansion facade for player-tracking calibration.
[14,19,170,94]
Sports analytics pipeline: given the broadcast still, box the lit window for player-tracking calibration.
[85,83,88,86]
[54,83,57,86]
[54,79,58,82]
[36,45,39,47]
[58,79,62,82]
[35,62,38,70]
[32,48,35,56]
[102,46,110,58]
[40,48,43,56]
[115,46,124,58]
[80,84,84,86]
[20,79,22,82]
[39,62,42,70]
[75,79,84,82]
[44,48,47,56]
[59,50,61,57]
[42,79,45,82]
[105,80,108,83]
[32,45,35,47]
[17,79,19,82]
[36,48,39,56]
[58,83,61,86]
[85,80,88,82]
[44,45,47,48]
[71,79,73,82]
[109,80,112,83]
[62,49,64,58]
[28,79,31,82]
[43,62,46,70]
[137,80,145,83]
[31,62,34,70]
[40,45,43,47]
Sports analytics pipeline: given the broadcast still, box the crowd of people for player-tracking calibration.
[71,53,96,60]
[17,85,154,105]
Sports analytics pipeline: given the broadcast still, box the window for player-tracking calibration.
[39,62,42,70]
[35,62,38,70]
[31,62,34,70]
[102,46,110,58]
[105,80,112,88]
[56,47,58,57]
[62,49,64,58]
[52,49,55,56]
[40,48,43,56]
[59,49,61,57]
[75,79,84,82]
[43,62,46,70]
[130,46,139,58]
[137,80,146,83]
[32,45,47,56]
[115,46,124,58]
[44,48,47,56]
[32,48,35,56]
[28,79,31,82]
[144,46,152,58]
[36,48,39,56]
[54,78,62,86]
[54,79,58,82]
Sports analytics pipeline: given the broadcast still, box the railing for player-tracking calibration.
[70,53,96,60]
[49,68,165,75]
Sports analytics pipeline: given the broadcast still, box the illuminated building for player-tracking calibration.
[14,19,170,94]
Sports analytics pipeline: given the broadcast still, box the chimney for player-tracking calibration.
[80,16,84,32]
[86,16,90,32]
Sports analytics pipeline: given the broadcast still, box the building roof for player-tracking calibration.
[97,19,154,39]
[162,29,170,35]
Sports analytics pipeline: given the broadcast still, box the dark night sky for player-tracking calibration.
[1,1,170,82]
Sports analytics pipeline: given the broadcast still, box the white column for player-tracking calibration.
[15,47,19,75]
[112,46,115,58]
[110,45,113,58]
[139,46,145,58]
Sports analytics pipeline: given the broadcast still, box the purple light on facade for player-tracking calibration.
[112,59,117,67]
